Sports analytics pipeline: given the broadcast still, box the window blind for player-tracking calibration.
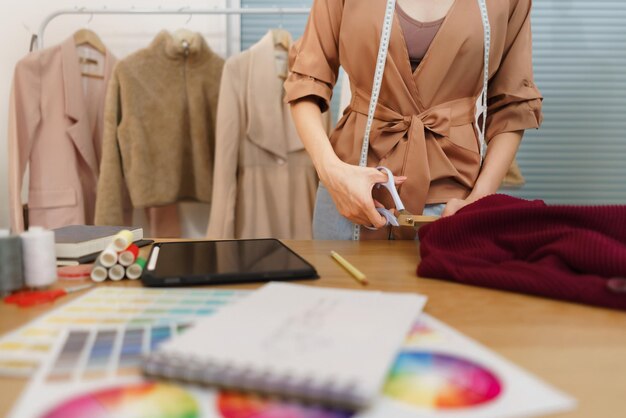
[508,0,626,204]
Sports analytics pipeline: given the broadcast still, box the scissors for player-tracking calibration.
[365,166,439,230]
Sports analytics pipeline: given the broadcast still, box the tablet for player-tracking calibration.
[141,239,319,287]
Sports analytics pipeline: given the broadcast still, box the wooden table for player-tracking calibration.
[1,240,625,417]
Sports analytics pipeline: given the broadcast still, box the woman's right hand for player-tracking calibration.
[289,99,406,228]
[319,161,407,228]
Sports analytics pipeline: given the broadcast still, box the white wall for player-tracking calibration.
[0,0,235,232]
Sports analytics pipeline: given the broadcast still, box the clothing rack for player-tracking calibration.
[37,6,311,54]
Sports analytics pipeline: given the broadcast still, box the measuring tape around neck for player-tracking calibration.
[352,0,490,241]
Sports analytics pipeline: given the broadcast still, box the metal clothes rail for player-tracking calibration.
[37,6,311,51]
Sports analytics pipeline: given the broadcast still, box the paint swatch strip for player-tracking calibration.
[45,323,190,383]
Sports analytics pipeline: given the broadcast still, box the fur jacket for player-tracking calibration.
[95,31,224,226]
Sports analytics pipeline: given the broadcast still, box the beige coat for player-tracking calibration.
[95,31,224,227]
[285,0,543,239]
[8,37,115,232]
[206,31,319,240]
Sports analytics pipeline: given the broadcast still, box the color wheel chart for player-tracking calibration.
[0,287,249,376]
[217,391,354,418]
[383,352,502,409]
[41,382,200,418]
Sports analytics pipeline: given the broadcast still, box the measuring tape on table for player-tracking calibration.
[352,0,491,241]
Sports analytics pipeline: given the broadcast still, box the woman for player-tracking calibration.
[284,0,543,240]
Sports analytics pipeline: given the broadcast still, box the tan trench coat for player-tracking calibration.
[206,31,319,239]
[285,0,543,239]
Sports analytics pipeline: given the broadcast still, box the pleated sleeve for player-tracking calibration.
[486,0,543,141]
[283,0,343,113]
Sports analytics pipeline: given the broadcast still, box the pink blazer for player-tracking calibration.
[8,36,116,232]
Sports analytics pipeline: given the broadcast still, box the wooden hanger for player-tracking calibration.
[73,28,106,55]
[272,28,291,51]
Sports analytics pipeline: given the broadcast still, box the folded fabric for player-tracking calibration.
[418,194,626,311]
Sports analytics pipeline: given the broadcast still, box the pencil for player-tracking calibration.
[330,250,368,285]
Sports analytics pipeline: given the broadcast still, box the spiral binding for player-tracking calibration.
[143,351,369,409]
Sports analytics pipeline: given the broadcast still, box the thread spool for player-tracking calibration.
[110,230,133,252]
[90,257,109,282]
[20,227,57,288]
[126,257,147,280]
[118,244,139,267]
[99,245,118,268]
[0,230,24,295]
[108,264,125,281]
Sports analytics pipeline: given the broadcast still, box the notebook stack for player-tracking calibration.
[53,225,144,266]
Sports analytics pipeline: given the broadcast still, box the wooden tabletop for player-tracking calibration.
[1,240,625,417]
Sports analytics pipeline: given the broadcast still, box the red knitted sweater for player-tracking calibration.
[418,194,626,311]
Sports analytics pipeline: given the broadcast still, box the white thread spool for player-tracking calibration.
[20,227,57,288]
[108,264,125,281]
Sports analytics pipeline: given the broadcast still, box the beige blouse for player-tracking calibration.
[285,0,543,239]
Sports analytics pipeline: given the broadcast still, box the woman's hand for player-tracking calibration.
[289,99,407,227]
[441,198,472,217]
[443,131,525,217]
[320,161,407,228]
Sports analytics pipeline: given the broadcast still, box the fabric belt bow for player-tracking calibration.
[349,89,476,221]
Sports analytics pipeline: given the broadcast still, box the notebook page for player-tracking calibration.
[154,282,427,404]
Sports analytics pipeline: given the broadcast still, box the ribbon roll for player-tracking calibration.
[0,230,24,295]
[20,227,57,288]
[118,244,139,267]
[126,257,147,280]
[99,244,118,268]
[110,230,134,252]
[90,257,109,283]
[108,264,125,281]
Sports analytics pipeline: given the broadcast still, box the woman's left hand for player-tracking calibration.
[441,198,470,217]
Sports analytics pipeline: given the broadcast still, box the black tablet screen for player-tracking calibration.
[143,239,317,286]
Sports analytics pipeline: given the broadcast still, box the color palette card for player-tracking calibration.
[0,287,249,377]
[10,314,576,418]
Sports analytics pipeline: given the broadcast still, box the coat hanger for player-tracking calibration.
[74,13,105,79]
[271,26,291,80]
[272,12,290,51]
[173,8,196,51]
[23,22,38,52]
[272,28,291,51]
[73,14,106,54]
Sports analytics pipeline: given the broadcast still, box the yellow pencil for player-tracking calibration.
[330,250,368,285]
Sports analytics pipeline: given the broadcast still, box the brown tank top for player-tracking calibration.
[396,4,445,72]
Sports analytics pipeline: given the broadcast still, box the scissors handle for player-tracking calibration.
[375,167,405,212]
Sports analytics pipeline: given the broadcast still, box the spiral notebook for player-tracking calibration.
[143,282,427,410]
